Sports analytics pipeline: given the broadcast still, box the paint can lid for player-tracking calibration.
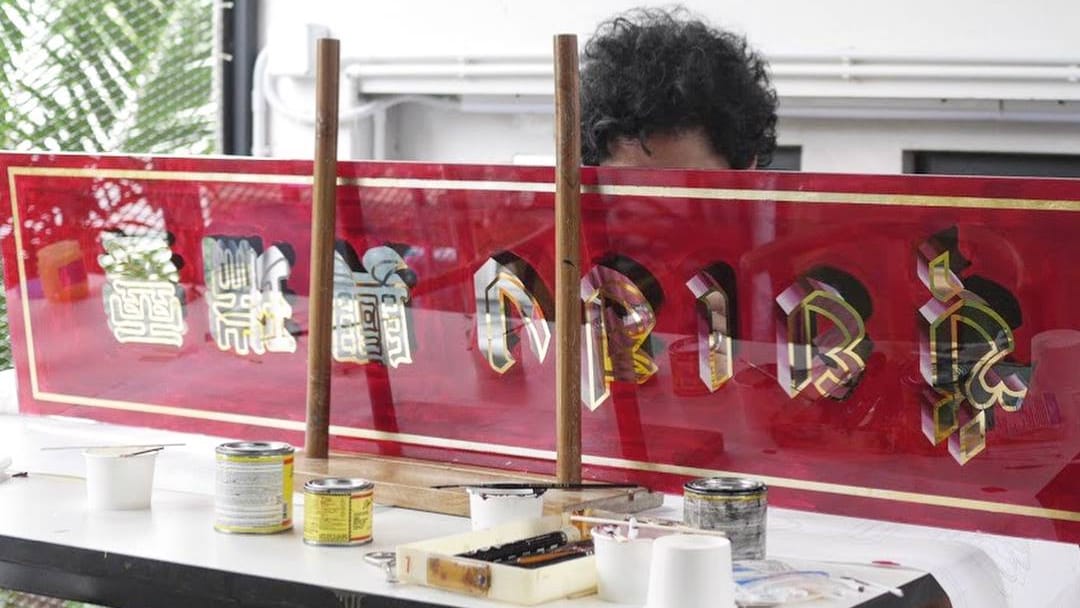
[216,441,294,456]
[305,477,374,493]
[684,477,766,496]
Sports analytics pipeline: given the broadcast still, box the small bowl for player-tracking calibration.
[83,447,158,510]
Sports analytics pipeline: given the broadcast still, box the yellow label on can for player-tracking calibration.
[214,453,294,534]
[303,490,373,545]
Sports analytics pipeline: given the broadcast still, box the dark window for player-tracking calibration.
[761,145,801,171]
[904,151,1080,178]
[222,0,260,155]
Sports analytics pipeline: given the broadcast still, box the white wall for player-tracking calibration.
[787,116,1080,174]
[261,0,1080,62]
[256,0,1080,172]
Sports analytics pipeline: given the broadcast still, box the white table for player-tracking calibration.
[0,408,1077,607]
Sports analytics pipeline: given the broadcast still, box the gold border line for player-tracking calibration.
[8,166,313,185]
[8,165,1080,525]
[344,177,555,192]
[584,184,1080,212]
[7,171,40,394]
[582,455,1080,523]
[34,391,557,461]
[30,390,1080,523]
[9,167,1080,210]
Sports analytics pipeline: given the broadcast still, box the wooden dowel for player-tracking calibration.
[553,34,582,484]
[305,38,340,459]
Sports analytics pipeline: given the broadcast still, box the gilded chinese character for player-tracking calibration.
[474,253,552,374]
[917,229,1027,464]
[581,257,662,411]
[203,237,296,356]
[332,244,414,368]
[99,232,186,347]
[686,264,734,392]
[775,268,872,400]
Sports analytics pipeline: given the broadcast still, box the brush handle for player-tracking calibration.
[121,447,166,458]
[457,531,569,563]
[41,443,185,451]
[433,482,640,491]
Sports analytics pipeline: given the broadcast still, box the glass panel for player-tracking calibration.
[2,153,1079,544]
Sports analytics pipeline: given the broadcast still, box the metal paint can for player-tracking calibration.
[303,478,375,545]
[214,441,294,534]
[682,477,767,560]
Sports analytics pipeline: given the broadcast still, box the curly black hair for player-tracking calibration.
[581,7,777,168]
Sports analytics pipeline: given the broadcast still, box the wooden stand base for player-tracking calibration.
[294,452,663,517]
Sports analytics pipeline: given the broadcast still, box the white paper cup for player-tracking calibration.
[593,527,654,604]
[644,534,735,608]
[466,486,544,530]
[84,447,158,510]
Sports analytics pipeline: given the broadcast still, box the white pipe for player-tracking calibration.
[345,62,553,79]
[771,63,1080,82]
[372,107,387,161]
[339,55,1080,83]
[779,106,1080,124]
[252,48,461,158]
[251,46,1080,158]
[251,49,271,156]
[258,51,461,124]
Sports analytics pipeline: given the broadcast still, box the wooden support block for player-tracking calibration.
[293,453,664,517]
[546,487,665,515]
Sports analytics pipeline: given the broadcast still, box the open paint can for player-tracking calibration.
[683,477,767,560]
[466,486,545,530]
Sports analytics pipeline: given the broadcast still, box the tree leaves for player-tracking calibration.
[0,0,216,153]
[0,0,218,370]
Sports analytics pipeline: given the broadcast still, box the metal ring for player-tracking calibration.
[364,551,396,566]
[364,551,400,584]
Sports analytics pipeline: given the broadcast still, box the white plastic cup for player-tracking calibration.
[593,527,654,604]
[466,486,544,530]
[644,534,735,608]
[83,447,158,510]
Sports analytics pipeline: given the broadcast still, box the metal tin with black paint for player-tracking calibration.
[214,441,294,534]
[303,478,375,546]
[682,477,767,560]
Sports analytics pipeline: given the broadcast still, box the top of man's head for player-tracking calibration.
[580,7,777,169]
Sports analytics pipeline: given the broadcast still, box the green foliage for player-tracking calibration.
[0,588,109,607]
[0,0,218,370]
[0,0,217,153]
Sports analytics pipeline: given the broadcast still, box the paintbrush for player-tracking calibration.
[120,446,166,458]
[41,443,186,451]
[571,514,728,537]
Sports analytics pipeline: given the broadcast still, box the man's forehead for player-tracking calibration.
[602,128,732,170]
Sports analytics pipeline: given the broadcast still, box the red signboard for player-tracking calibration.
[3,152,1079,544]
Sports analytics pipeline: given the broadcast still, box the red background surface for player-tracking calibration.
[3,152,1079,543]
